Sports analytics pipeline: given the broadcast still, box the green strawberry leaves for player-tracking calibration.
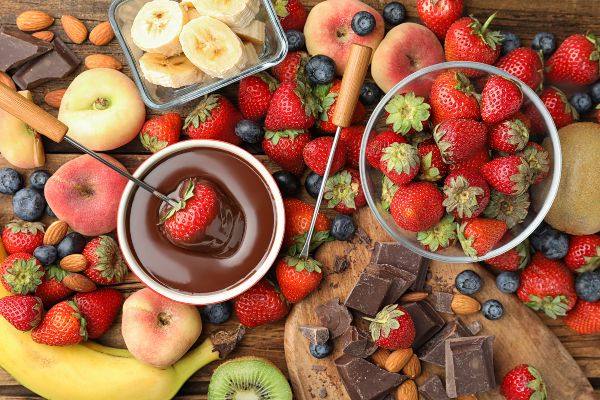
[468,13,504,50]
[483,191,530,229]
[68,300,88,341]
[384,93,430,135]
[274,0,290,18]
[283,255,322,273]
[442,175,485,219]
[381,142,420,174]
[416,214,457,252]
[526,365,548,400]
[161,180,195,222]
[380,176,398,212]
[364,304,405,341]
[184,94,220,129]
[287,230,333,257]
[2,257,44,294]
[140,132,168,153]
[417,151,442,182]
[324,170,358,209]
[264,129,303,145]
[6,220,44,235]
[525,294,570,319]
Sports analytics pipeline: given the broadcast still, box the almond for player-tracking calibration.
[44,88,67,109]
[89,21,114,46]
[451,294,481,315]
[63,273,96,292]
[43,220,69,245]
[0,72,16,90]
[399,291,428,302]
[31,30,54,42]
[85,54,122,70]
[60,254,88,272]
[383,348,412,373]
[395,379,418,400]
[401,354,421,379]
[61,15,87,44]
[371,348,390,369]
[16,10,54,32]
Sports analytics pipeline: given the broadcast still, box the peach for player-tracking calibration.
[44,154,128,236]
[371,23,445,95]
[304,0,384,75]
[121,288,202,368]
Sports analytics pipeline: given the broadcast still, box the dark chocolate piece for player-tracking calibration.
[339,326,377,358]
[419,375,451,400]
[403,301,445,350]
[12,38,80,89]
[428,291,454,314]
[467,320,482,335]
[366,263,416,304]
[335,355,407,400]
[417,319,471,367]
[299,325,330,345]
[334,256,350,273]
[371,242,428,290]
[315,298,353,339]
[210,325,245,358]
[0,26,53,72]
[445,335,496,397]
[344,269,392,316]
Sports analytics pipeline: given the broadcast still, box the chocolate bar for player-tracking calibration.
[417,318,471,367]
[428,291,454,314]
[335,355,407,400]
[366,263,415,304]
[370,242,428,290]
[344,269,392,316]
[315,298,353,339]
[419,375,451,400]
[445,335,496,397]
[298,325,329,345]
[403,301,445,350]
[0,26,53,72]
[339,326,377,358]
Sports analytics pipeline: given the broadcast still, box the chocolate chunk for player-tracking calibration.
[417,319,471,367]
[335,355,407,400]
[298,325,330,345]
[12,38,80,89]
[403,301,445,350]
[366,263,416,304]
[428,291,454,314]
[315,298,353,339]
[339,326,378,358]
[318,387,327,398]
[0,26,53,72]
[344,269,392,316]
[419,375,451,400]
[334,256,350,273]
[445,335,496,397]
[467,320,482,335]
[371,242,428,290]
[210,325,245,359]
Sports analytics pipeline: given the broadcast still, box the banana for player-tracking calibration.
[131,0,188,57]
[243,42,259,66]
[180,0,201,20]
[190,0,260,28]
[139,53,205,88]
[232,19,265,46]
[180,16,247,78]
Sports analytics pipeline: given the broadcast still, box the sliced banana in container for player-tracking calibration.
[139,53,205,88]
[190,0,260,29]
[243,42,260,66]
[232,19,265,46]
[131,0,188,57]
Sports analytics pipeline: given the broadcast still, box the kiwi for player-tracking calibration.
[207,356,293,400]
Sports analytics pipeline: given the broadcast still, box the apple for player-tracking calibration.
[304,0,384,75]
[121,288,202,368]
[58,68,146,151]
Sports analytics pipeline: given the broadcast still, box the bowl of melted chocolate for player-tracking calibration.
[117,140,285,305]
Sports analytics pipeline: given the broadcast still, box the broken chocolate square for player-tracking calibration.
[419,375,451,400]
[344,269,392,317]
[339,326,377,358]
[445,335,496,398]
[335,355,407,400]
[467,320,482,335]
[298,325,330,346]
[315,298,353,339]
[370,242,428,290]
[403,301,445,350]
[428,291,454,314]
[366,263,416,304]
[417,318,471,367]
[0,26,53,72]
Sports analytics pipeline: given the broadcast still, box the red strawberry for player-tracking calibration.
[489,117,530,153]
[263,129,311,175]
[302,136,347,176]
[448,147,490,174]
[564,235,600,273]
[366,304,416,350]
[139,112,181,153]
[518,142,550,185]
[0,253,44,294]
[458,218,507,258]
[315,81,366,134]
[271,51,308,82]
[32,300,87,346]
[442,170,490,220]
[323,169,366,214]
[522,102,546,134]
[273,0,307,31]
[538,87,578,129]
[184,95,242,144]
[481,155,530,196]
[481,76,523,124]
[82,235,128,285]
[384,93,431,135]
[366,130,406,168]
[416,0,464,40]
[433,118,488,163]
[35,265,72,307]
[283,198,331,250]
[238,72,278,121]
[416,214,457,252]
[265,80,320,131]
[485,236,530,271]
[429,71,480,125]
[379,142,420,186]
[495,47,544,91]
[564,300,600,335]
[0,294,43,331]
[546,33,600,85]
[276,256,322,303]
[517,253,577,318]
[2,220,44,255]
[483,190,530,229]
[513,111,532,130]
[500,364,547,400]
[339,125,365,169]
[234,279,289,327]
[417,141,448,182]
[390,182,444,232]
[74,288,123,339]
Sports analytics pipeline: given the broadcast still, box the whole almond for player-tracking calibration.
[63,273,96,292]
[0,72,16,90]
[89,21,114,46]
[371,348,390,369]
[16,10,54,32]
[395,379,418,400]
[401,354,421,379]
[32,30,54,42]
[60,254,88,272]
[44,88,67,109]
[43,220,69,245]
[85,54,122,70]
[399,291,428,302]
[61,15,87,44]
[384,348,413,373]
[451,294,481,315]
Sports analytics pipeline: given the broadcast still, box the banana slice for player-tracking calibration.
[180,0,201,20]
[139,53,205,88]
[243,42,259,66]
[232,19,265,46]
[180,16,247,78]
[131,0,188,57]
[190,0,260,29]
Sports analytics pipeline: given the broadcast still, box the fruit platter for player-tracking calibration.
[1,0,600,399]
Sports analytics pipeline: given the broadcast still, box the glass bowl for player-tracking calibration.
[359,61,562,263]
[108,0,287,110]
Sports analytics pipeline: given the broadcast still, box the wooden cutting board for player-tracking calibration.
[284,207,596,400]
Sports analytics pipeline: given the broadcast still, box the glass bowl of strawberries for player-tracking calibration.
[359,61,561,263]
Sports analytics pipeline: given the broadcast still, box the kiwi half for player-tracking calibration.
[207,356,293,400]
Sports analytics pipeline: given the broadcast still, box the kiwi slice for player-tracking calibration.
[207,356,293,400]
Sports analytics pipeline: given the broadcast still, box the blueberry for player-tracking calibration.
[273,170,301,197]
[382,2,406,25]
[575,271,600,302]
[309,340,333,359]
[532,32,557,57]
[530,222,569,259]
[304,171,323,198]
[331,214,356,241]
[496,271,520,294]
[501,32,521,55]
[235,119,264,144]
[12,188,45,221]
[359,82,383,106]
[57,232,87,259]
[589,81,600,104]
[570,92,593,115]
[305,55,336,86]
[482,299,504,320]
[29,170,51,190]
[0,168,23,195]
[455,270,482,295]
[351,11,376,36]
[201,301,232,324]
[285,29,305,51]
[46,204,56,217]
[241,141,264,155]
[33,245,57,266]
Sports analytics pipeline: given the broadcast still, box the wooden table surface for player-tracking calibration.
[1,0,600,398]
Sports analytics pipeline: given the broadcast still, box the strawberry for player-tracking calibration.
[384,93,431,135]
[485,236,530,271]
[32,300,87,346]
[495,47,544,91]
[381,176,398,213]
[564,235,600,273]
[273,0,307,31]
[184,94,242,144]
[489,118,530,153]
[517,253,577,318]
[457,218,507,258]
[417,141,448,182]
[448,147,490,174]
[513,111,532,130]
[2,220,44,255]
[365,304,415,350]
[74,288,123,339]
[366,130,406,169]
[265,80,320,131]
[481,76,523,124]
[390,182,444,232]
[379,142,420,186]
[139,112,181,153]
[483,190,530,229]
[234,279,289,327]
[302,136,347,176]
[564,300,600,335]
[546,33,600,86]
[433,118,488,164]
[238,72,278,121]
[276,256,322,303]
[0,294,43,331]
[416,214,457,252]
[0,253,44,295]
[538,87,578,129]
[283,198,331,250]
[442,170,490,220]
[416,0,464,40]
[518,142,550,185]
[323,169,366,214]
[82,235,128,285]
[521,102,546,135]
[263,129,311,175]
[500,364,547,400]
[315,81,366,134]
[271,51,308,82]
[339,125,365,169]
[429,71,480,125]
[35,265,72,307]
[481,155,530,196]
